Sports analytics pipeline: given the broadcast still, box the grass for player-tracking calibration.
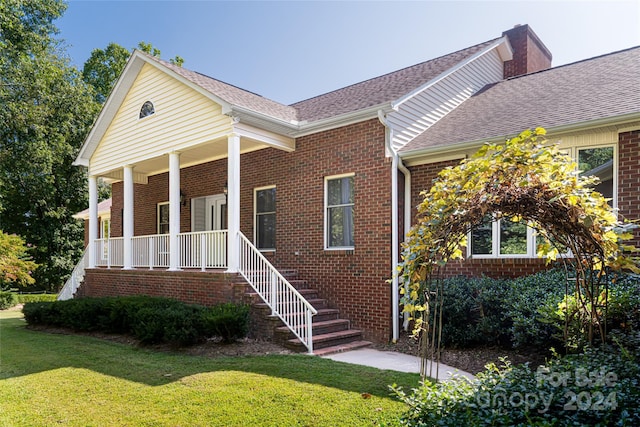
[0,310,419,426]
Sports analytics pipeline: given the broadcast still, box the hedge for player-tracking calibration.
[22,296,250,346]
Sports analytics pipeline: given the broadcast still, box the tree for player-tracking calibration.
[0,0,99,291]
[81,42,130,103]
[400,128,638,375]
[0,231,37,290]
[82,41,184,104]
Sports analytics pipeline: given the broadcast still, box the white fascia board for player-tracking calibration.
[294,103,393,137]
[391,37,511,111]
[399,112,640,165]
[229,105,300,136]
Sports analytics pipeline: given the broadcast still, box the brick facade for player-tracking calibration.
[618,129,640,247]
[105,118,393,342]
[79,269,248,306]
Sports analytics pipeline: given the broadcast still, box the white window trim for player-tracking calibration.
[467,142,617,259]
[324,173,355,251]
[157,201,169,235]
[254,185,276,252]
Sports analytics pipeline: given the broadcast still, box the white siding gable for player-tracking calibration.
[387,47,505,152]
[90,63,233,178]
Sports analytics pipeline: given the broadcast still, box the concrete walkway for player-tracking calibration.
[322,348,475,381]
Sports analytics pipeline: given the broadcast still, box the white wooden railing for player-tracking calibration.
[93,231,227,270]
[58,249,89,300]
[94,237,124,267]
[238,232,317,354]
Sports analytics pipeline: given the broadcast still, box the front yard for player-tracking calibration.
[0,310,419,426]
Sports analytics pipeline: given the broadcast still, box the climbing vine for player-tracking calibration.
[399,128,638,376]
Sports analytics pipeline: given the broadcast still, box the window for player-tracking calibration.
[255,186,276,250]
[139,101,155,119]
[157,202,169,234]
[470,215,533,258]
[578,146,615,206]
[325,174,354,249]
[468,144,616,258]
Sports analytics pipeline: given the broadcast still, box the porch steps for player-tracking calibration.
[246,271,372,355]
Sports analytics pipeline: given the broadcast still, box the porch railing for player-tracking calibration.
[93,231,227,270]
[238,232,317,354]
[58,249,89,301]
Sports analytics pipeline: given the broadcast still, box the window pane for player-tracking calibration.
[500,219,527,255]
[158,204,169,234]
[328,206,354,247]
[257,213,276,249]
[257,188,276,213]
[328,177,354,205]
[579,147,614,202]
[471,215,493,255]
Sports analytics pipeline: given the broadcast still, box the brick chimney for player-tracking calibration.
[502,24,552,79]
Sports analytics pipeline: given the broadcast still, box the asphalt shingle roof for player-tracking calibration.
[146,39,499,125]
[401,46,640,154]
[291,39,499,122]
[148,54,299,123]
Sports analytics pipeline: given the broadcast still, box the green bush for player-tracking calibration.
[0,291,18,309]
[202,303,250,343]
[393,332,640,426]
[22,297,251,346]
[433,269,640,350]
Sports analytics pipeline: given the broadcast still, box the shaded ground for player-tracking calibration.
[374,330,550,374]
[15,304,546,373]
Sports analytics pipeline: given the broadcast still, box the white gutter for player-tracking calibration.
[378,109,412,342]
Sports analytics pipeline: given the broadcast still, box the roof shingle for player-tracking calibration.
[401,46,640,154]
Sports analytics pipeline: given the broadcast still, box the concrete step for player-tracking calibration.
[275,318,350,338]
[286,328,364,351]
[312,340,373,357]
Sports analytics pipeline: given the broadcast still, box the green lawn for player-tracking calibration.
[0,310,419,426]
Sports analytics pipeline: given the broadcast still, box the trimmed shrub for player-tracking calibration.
[202,303,250,343]
[22,297,251,346]
[0,291,18,310]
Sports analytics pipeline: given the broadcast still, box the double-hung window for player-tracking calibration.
[255,186,276,251]
[325,174,354,249]
[468,144,616,257]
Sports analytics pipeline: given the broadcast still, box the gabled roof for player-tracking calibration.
[145,54,299,123]
[401,46,640,156]
[291,39,501,123]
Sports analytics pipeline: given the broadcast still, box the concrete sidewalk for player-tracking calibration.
[322,348,475,381]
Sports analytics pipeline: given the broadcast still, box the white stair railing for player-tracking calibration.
[58,249,89,300]
[237,232,317,354]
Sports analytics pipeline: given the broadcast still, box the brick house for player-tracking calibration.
[67,25,640,353]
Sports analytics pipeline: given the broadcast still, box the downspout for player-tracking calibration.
[378,110,412,342]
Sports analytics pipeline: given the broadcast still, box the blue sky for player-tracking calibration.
[56,0,640,105]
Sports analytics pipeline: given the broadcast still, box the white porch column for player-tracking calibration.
[227,133,240,273]
[88,175,98,268]
[168,151,181,271]
[123,165,134,269]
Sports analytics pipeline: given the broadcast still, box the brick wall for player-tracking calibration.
[79,268,248,306]
[618,129,640,247]
[107,118,393,342]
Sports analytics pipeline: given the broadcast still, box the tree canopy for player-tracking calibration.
[0,231,37,289]
[0,0,99,291]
